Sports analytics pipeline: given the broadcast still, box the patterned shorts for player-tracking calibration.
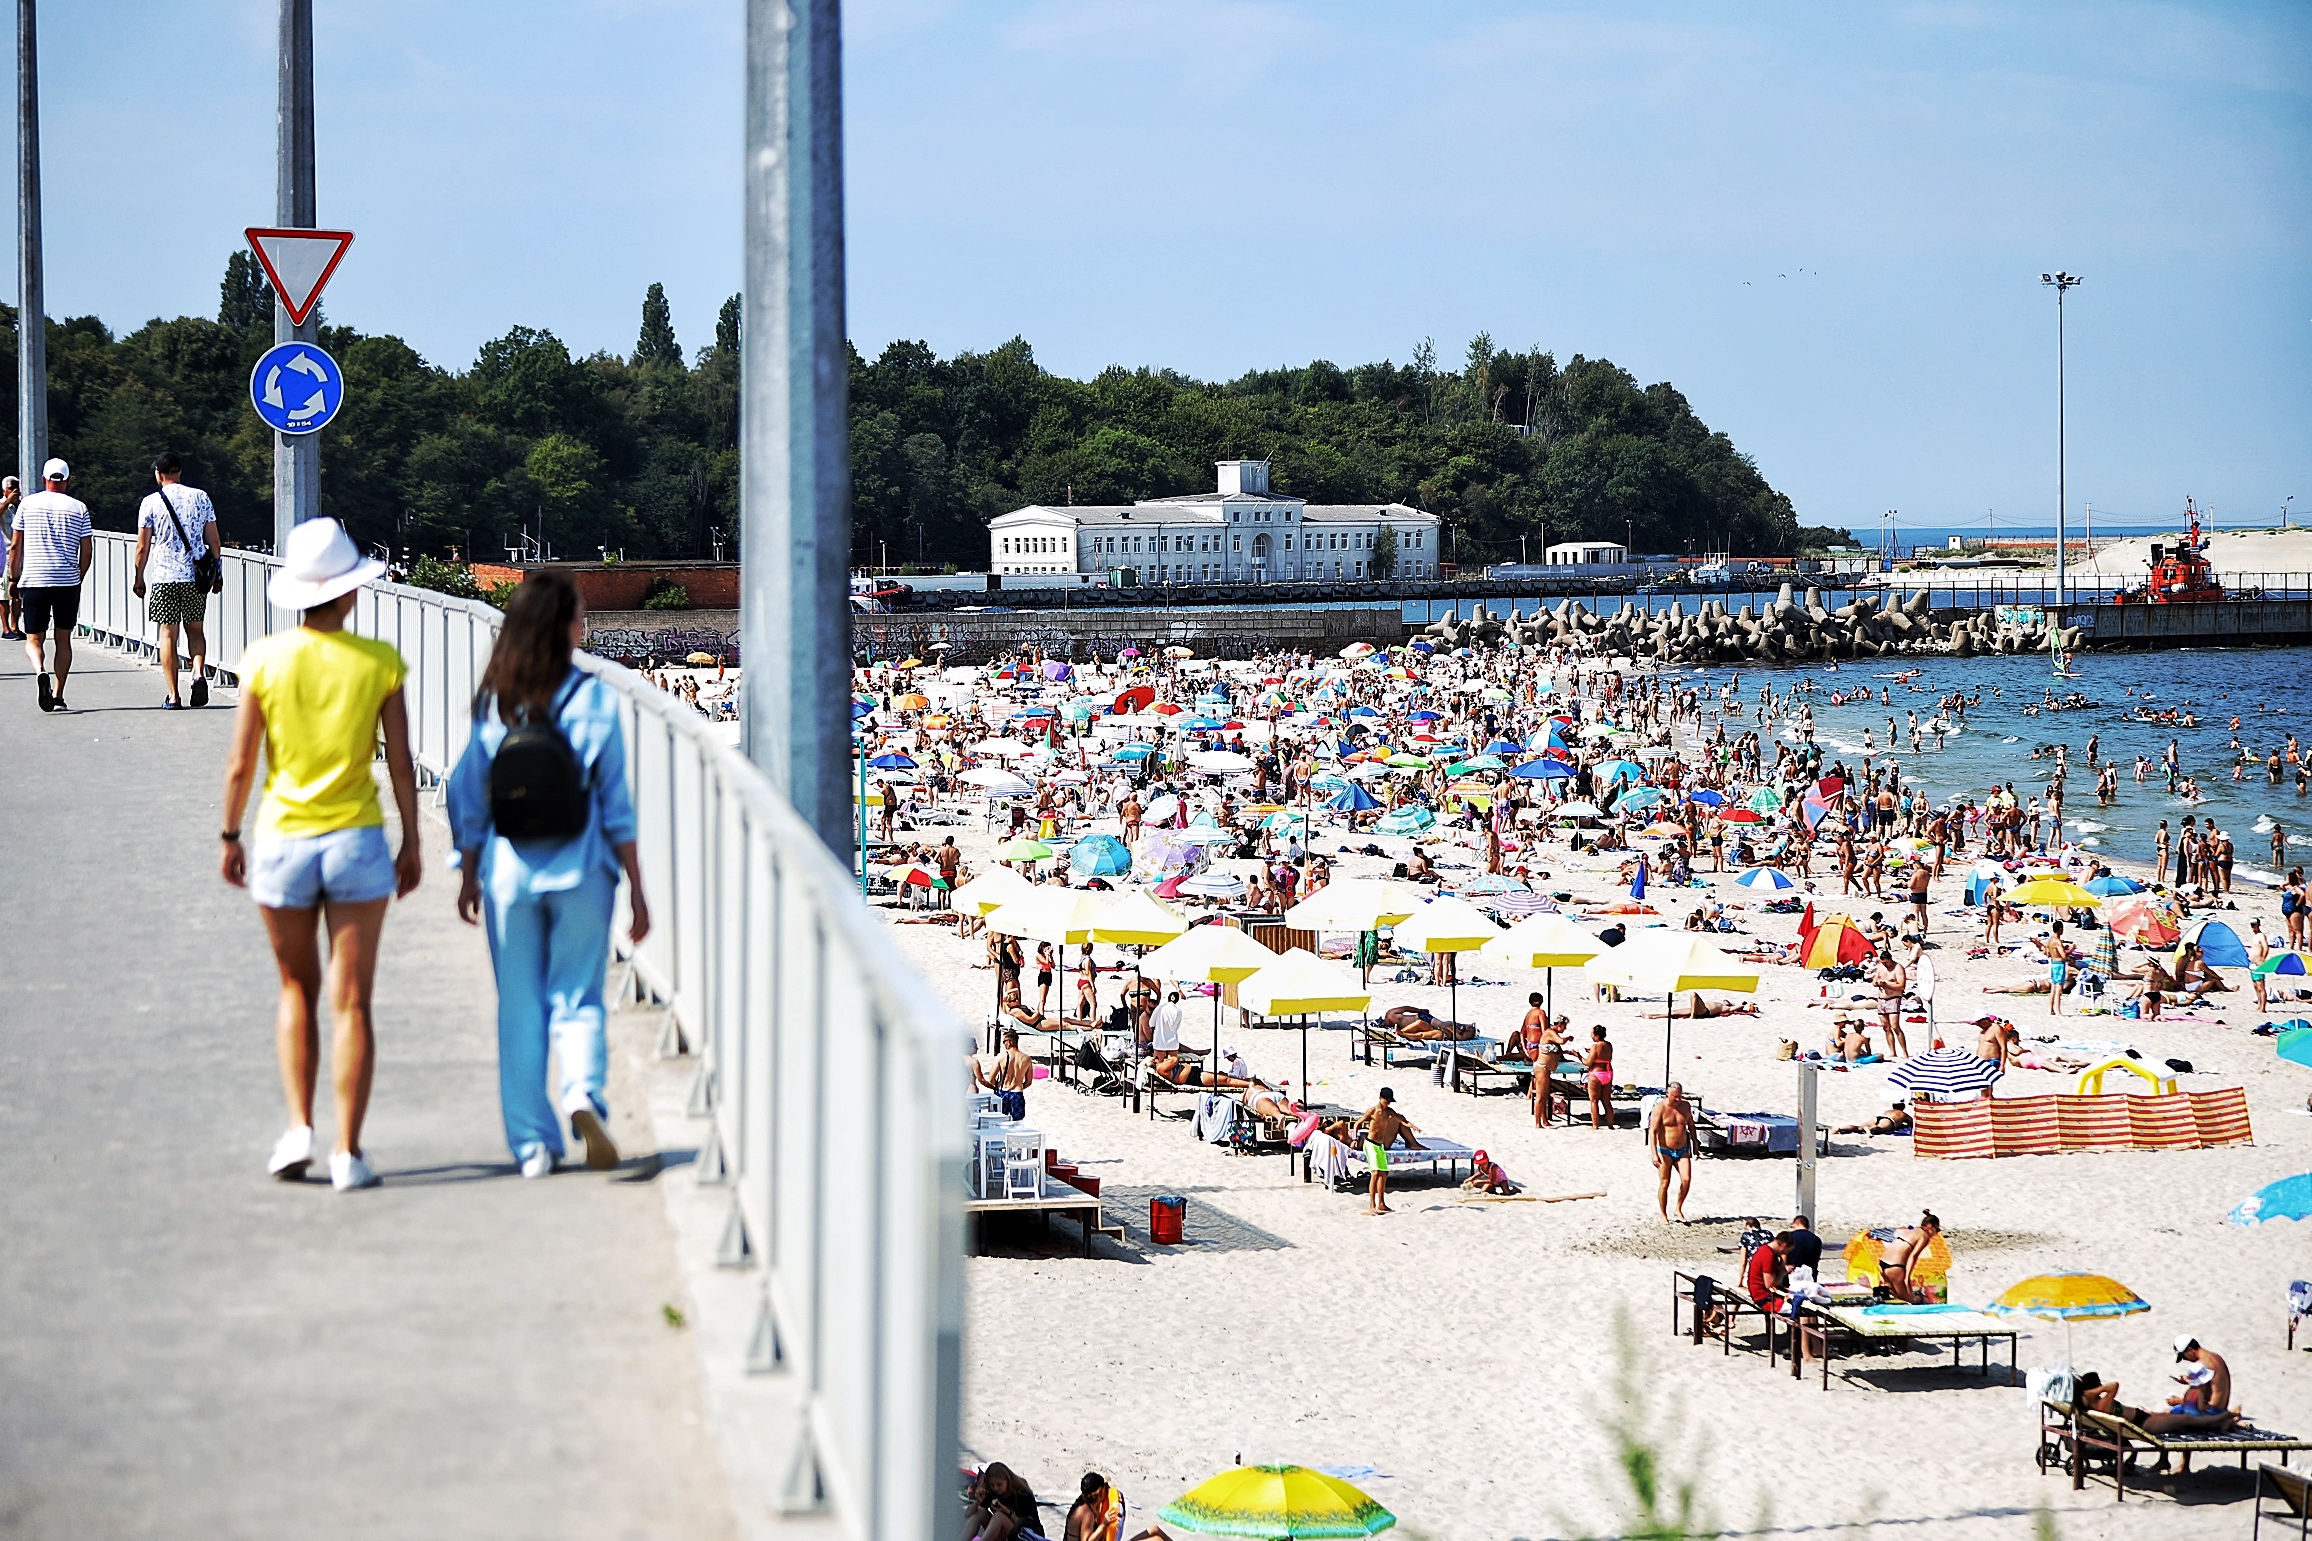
[148,582,206,626]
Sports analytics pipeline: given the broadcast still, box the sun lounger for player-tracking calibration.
[1789,1303,2020,1390]
[1335,1136,1475,1186]
[1670,1268,1778,1359]
[2255,1462,2310,1539]
[2063,1408,2312,1500]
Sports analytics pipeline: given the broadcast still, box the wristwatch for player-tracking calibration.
[220,830,241,843]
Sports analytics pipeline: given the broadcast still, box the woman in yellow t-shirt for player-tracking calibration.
[219,518,421,1193]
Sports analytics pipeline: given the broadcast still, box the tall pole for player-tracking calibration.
[16,0,44,492]
[273,0,318,553]
[2041,271,2083,615]
[740,0,852,856]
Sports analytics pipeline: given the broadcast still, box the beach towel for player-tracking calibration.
[1192,1095,1236,1144]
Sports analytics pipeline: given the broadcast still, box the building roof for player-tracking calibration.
[991,499,1434,529]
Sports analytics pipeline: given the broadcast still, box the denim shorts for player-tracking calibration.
[250,825,395,909]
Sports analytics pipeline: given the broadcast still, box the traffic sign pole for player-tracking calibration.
[17,0,47,494]
[273,0,317,557]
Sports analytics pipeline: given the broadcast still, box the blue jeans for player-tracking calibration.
[482,871,615,1162]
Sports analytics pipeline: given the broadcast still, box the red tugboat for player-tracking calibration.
[2112,499,2226,604]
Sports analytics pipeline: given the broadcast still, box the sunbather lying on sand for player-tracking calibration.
[1983,977,2052,995]
[1686,993,1759,1019]
[1835,1102,1912,1136]
[1378,1004,1478,1041]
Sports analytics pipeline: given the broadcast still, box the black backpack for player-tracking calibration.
[488,677,589,841]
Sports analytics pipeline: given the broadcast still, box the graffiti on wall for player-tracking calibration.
[587,625,740,665]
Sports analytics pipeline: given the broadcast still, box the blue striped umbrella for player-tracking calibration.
[1734,866,1796,891]
[1889,1048,2003,1097]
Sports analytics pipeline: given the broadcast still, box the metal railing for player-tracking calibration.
[80,532,965,1541]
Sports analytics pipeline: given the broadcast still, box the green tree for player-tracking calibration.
[1370,523,1399,578]
[219,252,273,338]
[635,281,682,369]
[713,294,741,358]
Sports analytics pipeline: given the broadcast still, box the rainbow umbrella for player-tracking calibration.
[1159,1464,1395,1539]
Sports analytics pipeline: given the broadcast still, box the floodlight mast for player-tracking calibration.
[2041,270,2083,617]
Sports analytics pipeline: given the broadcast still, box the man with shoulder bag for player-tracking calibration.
[133,451,223,708]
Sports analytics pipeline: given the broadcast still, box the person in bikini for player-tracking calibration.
[1585,1024,1615,1129]
[1377,1004,1478,1042]
[1648,1082,1697,1222]
[1879,1211,1942,1302]
[1685,992,1758,1019]
[1531,1012,1571,1128]
[1835,1100,1911,1136]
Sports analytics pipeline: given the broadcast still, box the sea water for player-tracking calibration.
[1667,648,2312,878]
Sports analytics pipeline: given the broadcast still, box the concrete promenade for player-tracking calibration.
[0,641,735,1538]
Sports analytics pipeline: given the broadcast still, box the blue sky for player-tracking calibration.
[18,1,2311,539]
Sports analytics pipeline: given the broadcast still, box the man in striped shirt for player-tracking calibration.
[6,458,93,712]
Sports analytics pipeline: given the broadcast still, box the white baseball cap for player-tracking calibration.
[2174,1334,2199,1360]
[41,457,68,481]
[266,517,386,610]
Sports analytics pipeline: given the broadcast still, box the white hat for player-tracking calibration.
[2173,1334,2199,1361]
[42,457,68,481]
[267,517,385,610]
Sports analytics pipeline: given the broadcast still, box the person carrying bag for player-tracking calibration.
[446,572,650,1178]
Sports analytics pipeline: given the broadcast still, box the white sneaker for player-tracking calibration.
[520,1146,557,1180]
[330,1150,380,1191]
[267,1125,315,1181]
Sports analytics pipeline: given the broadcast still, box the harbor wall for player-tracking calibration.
[851,604,1409,663]
[2075,601,2312,648]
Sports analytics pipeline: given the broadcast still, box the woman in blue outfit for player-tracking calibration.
[447,573,651,1178]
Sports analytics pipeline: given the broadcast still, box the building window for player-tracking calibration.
[1233,535,1242,551]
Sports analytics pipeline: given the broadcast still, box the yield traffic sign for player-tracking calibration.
[244,227,355,327]
[249,342,345,436]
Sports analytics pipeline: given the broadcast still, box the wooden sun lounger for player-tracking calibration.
[2062,1408,2312,1501]
[1670,1269,1778,1360]
[1443,1044,1535,1096]
[1789,1304,2019,1390]
[2255,1462,2310,1539]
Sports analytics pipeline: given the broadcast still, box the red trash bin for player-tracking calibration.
[1148,1194,1186,1245]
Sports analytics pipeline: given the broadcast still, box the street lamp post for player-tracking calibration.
[2041,271,2084,615]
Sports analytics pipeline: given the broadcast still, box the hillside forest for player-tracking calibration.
[1,257,1842,571]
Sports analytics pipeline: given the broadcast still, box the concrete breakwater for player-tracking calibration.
[1418,585,2084,662]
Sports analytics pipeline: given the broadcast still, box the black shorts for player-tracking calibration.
[1036,970,1053,986]
[18,585,79,636]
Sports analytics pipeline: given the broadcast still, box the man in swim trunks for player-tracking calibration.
[1648,1082,1697,1223]
[2141,1338,2236,1438]
[1351,1087,1423,1216]
[975,1029,1034,1121]
[1871,947,1910,1058]
[2037,922,2072,1017]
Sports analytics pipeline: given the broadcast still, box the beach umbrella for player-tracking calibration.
[686,651,719,666]
[2084,874,2143,897]
[1597,759,1645,785]
[1373,806,1436,836]
[1551,800,1604,819]
[2229,1172,2312,1227]
[2172,917,2250,969]
[1339,642,1376,659]
[1092,888,1190,946]
[1140,923,1280,1064]
[1393,895,1502,1031]
[1718,808,1763,825]
[2278,1024,2312,1070]
[1745,786,1785,812]
[1114,684,1156,714]
[1165,646,1196,660]
[1178,872,1249,900]
[1888,1048,2003,1098]
[986,886,1117,1070]
[1481,911,1601,1024]
[866,751,917,770]
[1069,833,1133,878]
[2251,949,2312,982]
[1615,785,1669,810]
[2106,895,2181,946]
[1446,754,1505,774]
[950,865,1034,918]
[1588,933,1759,1085]
[959,767,1035,799]
[882,862,944,889]
[1159,1464,1395,1539]
[1325,783,1381,814]
[1733,866,1796,892]
[1285,878,1423,933]
[1799,914,1874,968]
[1509,758,1573,780]
[892,692,930,711]
[1190,750,1255,774]
[1237,948,1373,1094]
[993,837,1054,863]
[1987,1272,2149,1359]
[2005,876,2103,911]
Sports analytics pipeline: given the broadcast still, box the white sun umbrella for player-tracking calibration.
[1392,895,1503,1032]
[1481,912,1603,1024]
[1236,948,1373,1094]
[1138,922,1280,1066]
[1189,750,1256,775]
[959,766,1034,797]
[1588,932,1760,1087]
[1552,801,1605,819]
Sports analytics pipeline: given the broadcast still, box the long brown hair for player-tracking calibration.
[477,571,580,724]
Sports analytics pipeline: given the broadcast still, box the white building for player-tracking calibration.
[988,460,1441,582]
[1543,540,1629,566]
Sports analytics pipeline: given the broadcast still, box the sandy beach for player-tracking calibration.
[863,652,2312,1541]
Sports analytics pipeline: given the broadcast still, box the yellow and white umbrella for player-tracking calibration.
[1480,911,1602,1024]
[1283,877,1424,932]
[1139,923,1281,1066]
[1237,947,1373,1093]
[1392,894,1502,1029]
[949,864,1034,918]
[1589,931,1760,1086]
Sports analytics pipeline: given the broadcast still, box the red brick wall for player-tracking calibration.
[468,562,740,610]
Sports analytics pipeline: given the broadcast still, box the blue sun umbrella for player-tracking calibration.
[1889,1049,2003,1097]
[2277,1023,2312,1069]
[1596,759,1646,786]
[1069,834,1133,877]
[1511,758,1575,780]
[867,752,917,770]
[2175,918,2250,968]
[1734,866,1796,891]
[2230,1173,2312,1227]
[1616,785,1669,810]
[1482,739,1522,756]
[1687,788,1727,807]
[1374,806,1436,835]
[1182,717,1225,731]
[1326,783,1382,813]
[2085,874,2143,897]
